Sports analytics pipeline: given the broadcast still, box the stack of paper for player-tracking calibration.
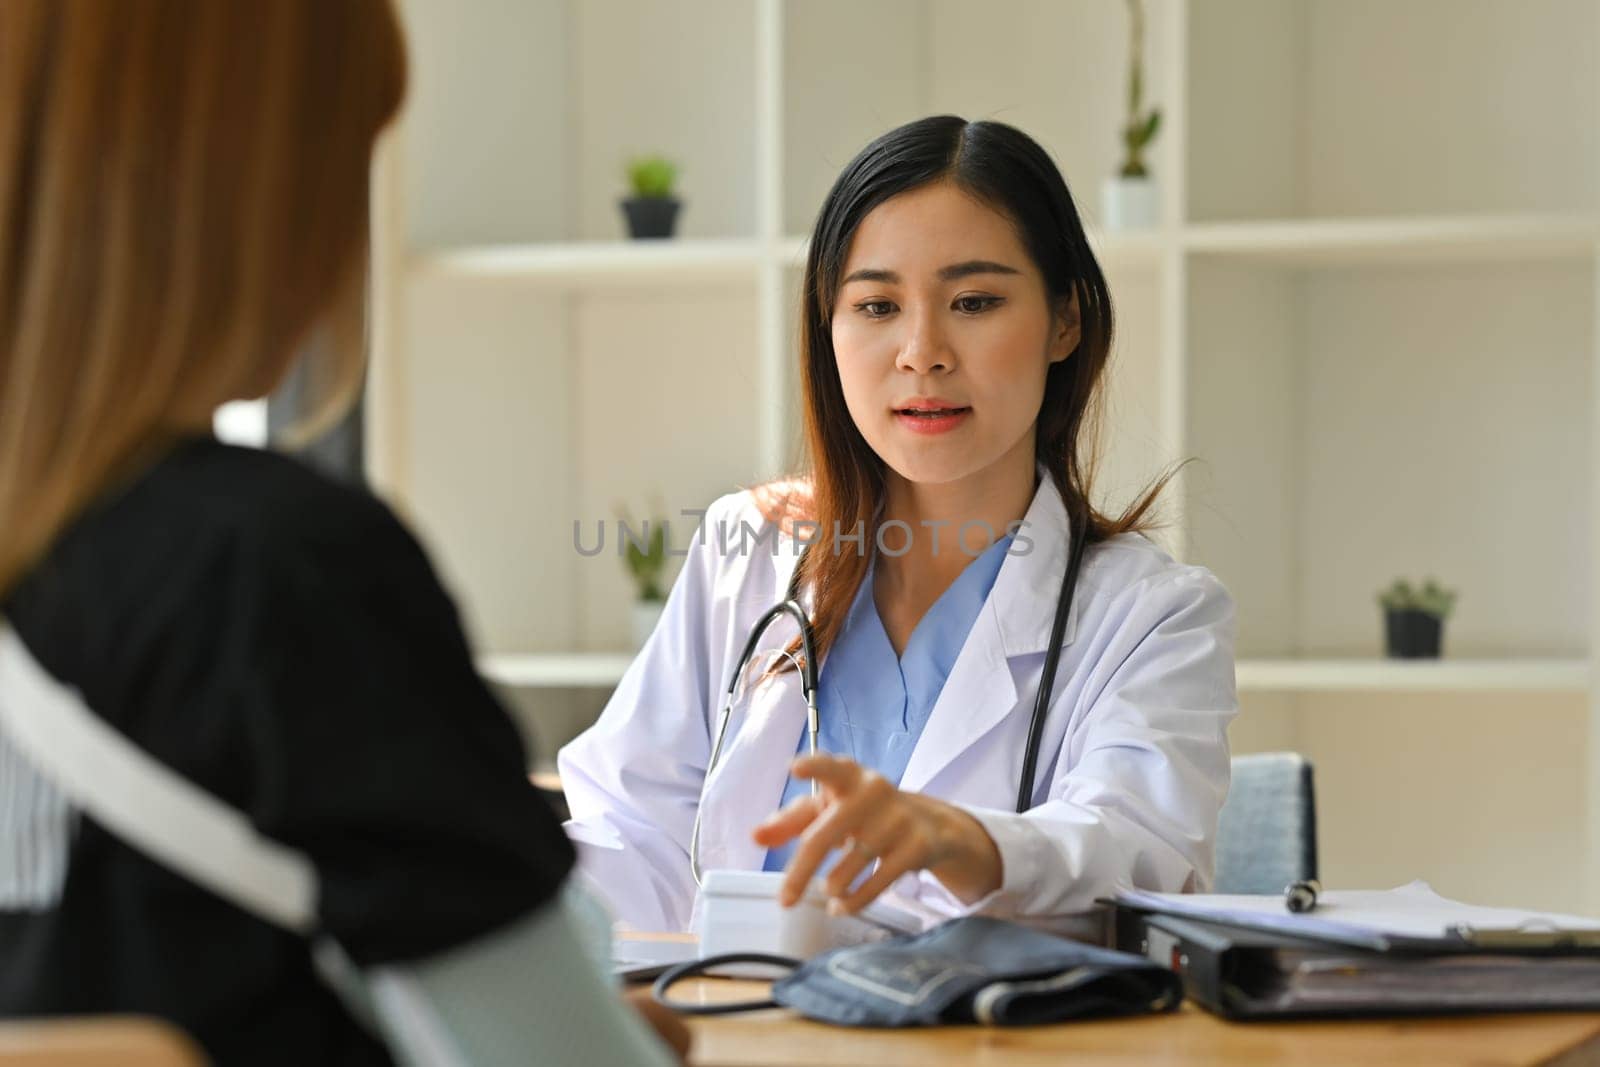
[1264,951,1600,1012]
[1117,883,1600,1017]
[1115,880,1600,952]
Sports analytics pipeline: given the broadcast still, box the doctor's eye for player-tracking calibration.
[954,295,1004,315]
[855,300,897,319]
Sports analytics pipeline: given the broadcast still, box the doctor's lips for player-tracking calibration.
[893,397,971,435]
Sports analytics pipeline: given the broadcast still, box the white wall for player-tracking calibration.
[1296,263,1592,656]
[1187,261,1300,654]
[395,0,771,656]
[402,0,759,245]
[1093,267,1178,541]
[1302,0,1599,218]
[782,1,924,237]
[1186,0,1305,221]
[402,275,575,654]
[400,0,572,244]
[783,0,1172,236]
[1188,0,1600,221]
[573,0,758,240]
[1298,691,1587,913]
[1192,253,1593,908]
[571,287,762,648]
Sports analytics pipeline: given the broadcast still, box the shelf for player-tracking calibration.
[478,653,1589,694]
[1183,215,1600,267]
[776,229,1167,275]
[409,239,766,288]
[408,216,1600,291]
[478,652,634,689]
[776,216,1599,278]
[1236,659,1591,694]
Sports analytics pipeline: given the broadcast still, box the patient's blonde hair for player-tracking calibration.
[0,0,406,595]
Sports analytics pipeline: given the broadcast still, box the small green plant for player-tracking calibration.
[617,505,669,602]
[1377,577,1457,620]
[626,156,678,200]
[1118,0,1161,179]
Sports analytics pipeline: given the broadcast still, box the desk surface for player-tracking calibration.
[673,978,1600,1067]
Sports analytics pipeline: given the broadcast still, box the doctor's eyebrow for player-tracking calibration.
[840,260,1023,286]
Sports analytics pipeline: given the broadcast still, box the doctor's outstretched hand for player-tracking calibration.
[750,753,1004,914]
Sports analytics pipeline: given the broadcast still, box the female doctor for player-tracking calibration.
[558,115,1237,933]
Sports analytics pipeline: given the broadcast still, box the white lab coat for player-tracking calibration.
[557,473,1238,932]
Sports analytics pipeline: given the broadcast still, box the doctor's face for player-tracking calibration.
[830,180,1079,490]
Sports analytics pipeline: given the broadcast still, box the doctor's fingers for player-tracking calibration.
[778,773,897,905]
[789,752,867,793]
[749,794,827,848]
[833,836,924,916]
[822,813,914,899]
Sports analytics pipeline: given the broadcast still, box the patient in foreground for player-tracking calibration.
[0,2,681,1063]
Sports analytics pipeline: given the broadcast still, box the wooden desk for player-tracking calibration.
[672,978,1600,1067]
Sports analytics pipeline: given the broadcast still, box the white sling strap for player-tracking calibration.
[0,624,317,934]
[0,624,486,1067]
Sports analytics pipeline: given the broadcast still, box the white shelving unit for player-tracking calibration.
[1182,215,1600,266]
[477,653,634,690]
[477,654,1591,696]
[371,0,1600,913]
[1235,659,1591,695]
[410,239,769,287]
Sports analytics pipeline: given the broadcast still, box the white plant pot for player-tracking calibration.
[1102,175,1160,231]
[631,599,666,651]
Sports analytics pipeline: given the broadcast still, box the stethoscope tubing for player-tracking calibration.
[1015,499,1088,813]
[690,503,1086,885]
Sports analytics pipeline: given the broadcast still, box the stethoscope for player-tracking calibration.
[688,503,1089,886]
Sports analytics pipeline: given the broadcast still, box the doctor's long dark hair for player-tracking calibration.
[755,115,1180,677]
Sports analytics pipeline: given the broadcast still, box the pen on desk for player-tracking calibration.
[1284,879,1321,914]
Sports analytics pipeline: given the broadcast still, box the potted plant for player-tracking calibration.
[1377,577,1457,659]
[620,509,670,650]
[620,155,683,239]
[1103,0,1162,230]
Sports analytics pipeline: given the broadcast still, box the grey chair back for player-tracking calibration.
[1213,752,1317,894]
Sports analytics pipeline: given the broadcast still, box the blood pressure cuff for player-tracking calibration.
[770,915,1183,1027]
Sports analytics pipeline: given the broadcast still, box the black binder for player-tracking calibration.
[1115,910,1600,1020]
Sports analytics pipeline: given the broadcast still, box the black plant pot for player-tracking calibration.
[1384,609,1443,659]
[621,196,682,239]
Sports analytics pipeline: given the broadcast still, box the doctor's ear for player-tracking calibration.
[1048,291,1081,365]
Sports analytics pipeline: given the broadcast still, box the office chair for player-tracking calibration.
[1213,752,1318,894]
[0,1017,206,1066]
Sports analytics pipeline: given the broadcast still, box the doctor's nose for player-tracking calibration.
[895,308,954,375]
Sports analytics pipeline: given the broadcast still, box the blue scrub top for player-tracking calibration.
[763,532,1014,872]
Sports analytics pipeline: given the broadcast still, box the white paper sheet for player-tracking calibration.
[1115,880,1600,950]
